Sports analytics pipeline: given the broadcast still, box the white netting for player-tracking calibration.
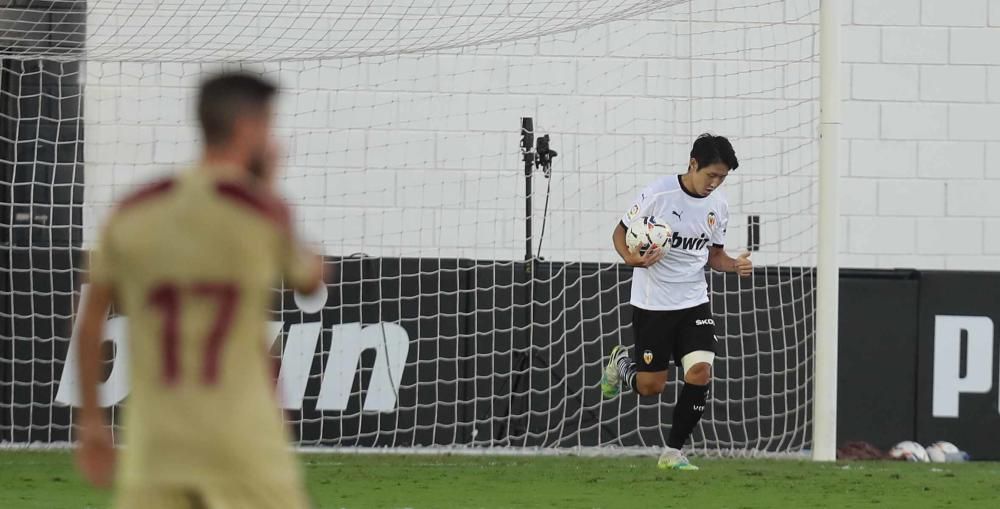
[1,0,820,455]
[2,0,679,61]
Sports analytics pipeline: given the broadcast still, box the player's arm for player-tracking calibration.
[75,222,120,488]
[78,282,112,425]
[256,184,324,294]
[613,222,664,268]
[249,151,325,294]
[706,206,750,276]
[279,211,325,295]
[75,281,116,488]
[614,187,664,268]
[289,244,324,295]
[708,245,752,277]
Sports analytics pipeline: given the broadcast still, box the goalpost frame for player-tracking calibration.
[0,1,833,456]
[813,0,841,462]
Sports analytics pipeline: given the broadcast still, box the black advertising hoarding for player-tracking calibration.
[274,257,468,447]
[915,272,1000,460]
[836,271,919,451]
[2,251,814,452]
[2,248,999,459]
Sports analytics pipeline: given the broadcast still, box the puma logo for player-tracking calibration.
[672,210,683,221]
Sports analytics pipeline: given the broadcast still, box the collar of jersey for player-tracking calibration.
[677,175,706,199]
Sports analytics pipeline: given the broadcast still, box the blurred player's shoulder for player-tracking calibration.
[101,178,179,238]
[116,177,177,212]
[212,176,292,232]
[106,170,291,235]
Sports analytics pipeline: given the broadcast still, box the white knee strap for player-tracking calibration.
[681,350,715,375]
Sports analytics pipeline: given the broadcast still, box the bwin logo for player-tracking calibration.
[669,232,710,251]
[55,285,411,412]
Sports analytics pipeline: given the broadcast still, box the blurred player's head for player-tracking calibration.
[685,133,738,196]
[197,72,279,181]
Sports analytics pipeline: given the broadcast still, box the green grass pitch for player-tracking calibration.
[2,451,999,508]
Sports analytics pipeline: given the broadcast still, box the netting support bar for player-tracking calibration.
[813,0,841,462]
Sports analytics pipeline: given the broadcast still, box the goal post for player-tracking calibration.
[813,0,841,463]
[0,0,834,458]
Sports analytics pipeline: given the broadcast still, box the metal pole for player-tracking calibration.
[813,0,841,462]
[521,118,534,262]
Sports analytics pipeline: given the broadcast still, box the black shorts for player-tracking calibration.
[631,302,717,372]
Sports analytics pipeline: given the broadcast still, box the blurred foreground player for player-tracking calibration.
[75,72,323,509]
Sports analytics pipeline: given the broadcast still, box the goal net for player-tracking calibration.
[1,0,820,456]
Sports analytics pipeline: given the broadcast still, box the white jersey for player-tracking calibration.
[621,175,729,311]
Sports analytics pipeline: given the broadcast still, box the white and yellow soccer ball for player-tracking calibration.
[625,216,672,256]
[889,441,930,462]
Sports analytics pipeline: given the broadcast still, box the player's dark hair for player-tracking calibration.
[690,133,739,171]
[197,72,277,146]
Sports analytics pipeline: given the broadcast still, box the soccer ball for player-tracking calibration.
[889,441,930,462]
[625,216,672,256]
[925,441,968,463]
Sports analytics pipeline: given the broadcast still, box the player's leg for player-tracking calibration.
[667,350,713,449]
[602,344,670,397]
[658,303,716,471]
[658,351,713,471]
[600,344,627,397]
[602,306,671,397]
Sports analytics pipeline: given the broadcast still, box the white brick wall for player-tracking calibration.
[917,141,985,178]
[848,216,916,255]
[842,26,881,63]
[989,67,1000,101]
[951,28,1000,64]
[984,219,1000,253]
[849,140,917,177]
[948,181,1000,216]
[949,104,1000,140]
[882,27,948,64]
[880,103,948,140]
[81,0,1000,270]
[841,0,1000,270]
[852,63,919,100]
[917,218,984,255]
[878,179,945,216]
[854,0,921,26]
[989,143,1000,178]
[921,0,989,27]
[920,65,986,102]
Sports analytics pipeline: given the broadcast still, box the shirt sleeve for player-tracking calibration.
[281,240,317,290]
[620,186,653,228]
[711,203,729,247]
[87,221,118,287]
[277,204,318,290]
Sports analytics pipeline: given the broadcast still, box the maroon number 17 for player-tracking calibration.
[147,282,239,385]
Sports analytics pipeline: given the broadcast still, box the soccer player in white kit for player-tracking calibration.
[600,134,752,470]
